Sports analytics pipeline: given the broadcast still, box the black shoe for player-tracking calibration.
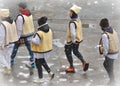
[83,63,89,71]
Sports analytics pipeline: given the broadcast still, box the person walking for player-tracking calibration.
[0,9,18,74]
[99,18,119,85]
[31,16,54,83]
[65,4,89,73]
[11,2,35,68]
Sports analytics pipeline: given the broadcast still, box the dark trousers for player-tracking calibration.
[65,43,85,67]
[11,39,34,62]
[35,58,51,78]
[103,56,114,82]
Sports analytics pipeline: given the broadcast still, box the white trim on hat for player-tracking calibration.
[37,23,48,29]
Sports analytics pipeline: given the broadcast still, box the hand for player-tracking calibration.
[73,41,79,45]
[74,42,79,45]
[1,44,4,49]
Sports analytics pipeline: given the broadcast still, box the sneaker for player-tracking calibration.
[66,67,75,73]
[49,72,55,80]
[3,67,11,74]
[25,63,35,68]
[82,63,89,71]
[11,60,14,65]
[31,63,35,68]
[33,78,44,83]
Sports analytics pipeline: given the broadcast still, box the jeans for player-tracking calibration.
[11,39,34,63]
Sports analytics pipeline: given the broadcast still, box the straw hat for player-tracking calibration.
[0,9,9,18]
[70,4,82,14]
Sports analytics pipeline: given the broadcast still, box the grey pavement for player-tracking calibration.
[0,28,120,86]
[0,0,120,86]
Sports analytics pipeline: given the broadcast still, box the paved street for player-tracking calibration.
[0,0,120,86]
[0,28,120,86]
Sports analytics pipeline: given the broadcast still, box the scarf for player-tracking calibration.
[20,9,31,16]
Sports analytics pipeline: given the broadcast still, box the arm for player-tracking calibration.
[102,34,109,56]
[16,15,23,39]
[0,24,5,46]
[70,23,76,43]
[31,34,41,45]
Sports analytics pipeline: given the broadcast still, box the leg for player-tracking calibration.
[25,39,35,67]
[64,44,75,73]
[72,43,89,71]
[41,58,54,80]
[3,45,13,74]
[0,49,9,68]
[41,58,51,73]
[33,58,44,83]
[35,58,43,78]
[11,43,20,65]
[64,44,73,67]
[72,43,84,62]
[5,45,14,68]
[103,57,114,83]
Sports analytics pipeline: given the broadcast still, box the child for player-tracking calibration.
[0,9,18,74]
[31,16,54,83]
[99,18,119,85]
[65,5,89,73]
[11,2,35,68]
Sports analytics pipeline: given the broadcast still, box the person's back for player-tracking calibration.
[16,2,34,38]
[11,2,35,69]
[2,17,18,45]
[31,28,52,53]
[0,9,18,74]
[31,16,54,83]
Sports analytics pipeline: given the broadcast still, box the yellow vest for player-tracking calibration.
[66,20,83,43]
[99,29,119,54]
[22,15,35,35]
[2,21,18,45]
[31,29,52,53]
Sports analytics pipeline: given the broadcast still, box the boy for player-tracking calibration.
[31,16,54,83]
[65,5,89,73]
[99,18,119,85]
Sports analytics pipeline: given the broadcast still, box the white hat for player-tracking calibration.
[70,5,82,14]
[0,9,9,18]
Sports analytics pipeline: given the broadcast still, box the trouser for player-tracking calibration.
[0,45,13,69]
[11,38,34,63]
[64,43,85,67]
[35,58,51,78]
[103,56,114,82]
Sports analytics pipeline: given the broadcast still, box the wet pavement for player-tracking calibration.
[0,27,120,86]
[0,0,120,86]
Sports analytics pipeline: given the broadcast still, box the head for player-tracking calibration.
[38,16,47,26]
[69,10,78,19]
[0,9,9,20]
[69,4,81,19]
[99,18,109,31]
[18,2,27,11]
